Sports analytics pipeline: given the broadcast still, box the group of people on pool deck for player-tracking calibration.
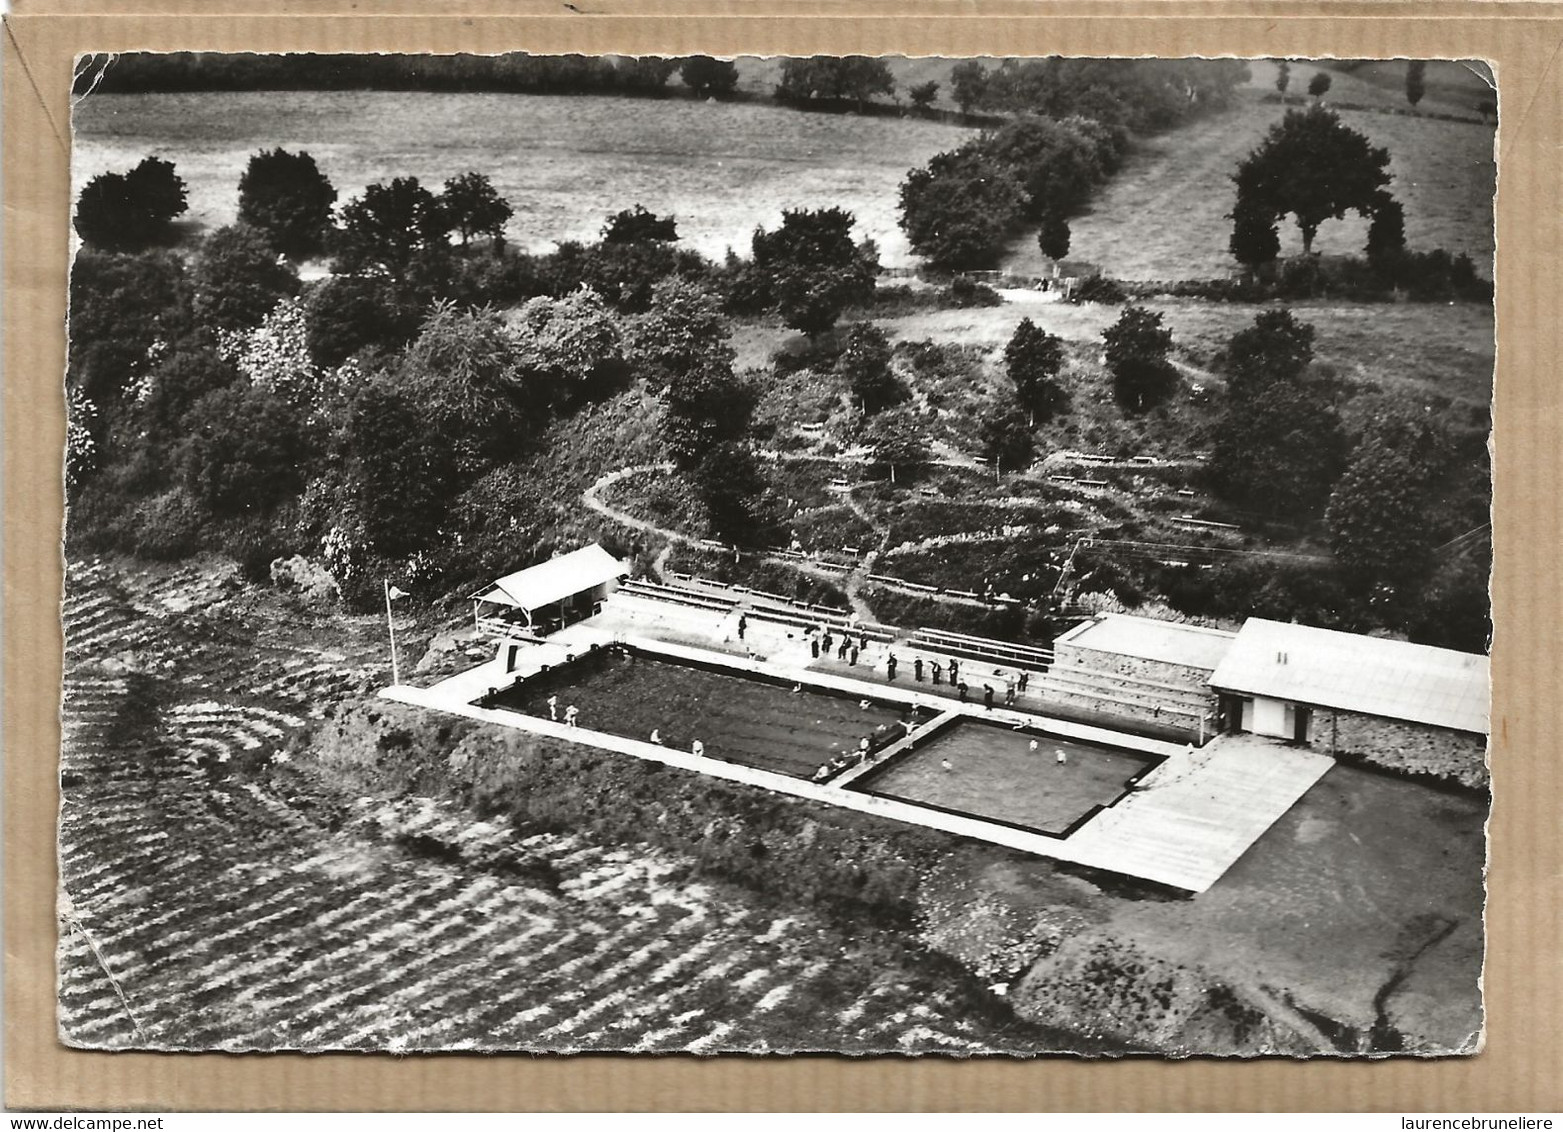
[885,655,1031,710]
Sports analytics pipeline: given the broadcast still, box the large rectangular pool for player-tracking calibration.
[486,648,911,779]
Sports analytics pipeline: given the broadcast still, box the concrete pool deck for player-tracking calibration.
[385,627,1332,892]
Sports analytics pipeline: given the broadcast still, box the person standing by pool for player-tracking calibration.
[547,695,559,722]
[811,635,820,659]
[931,660,943,686]
[1018,670,1030,696]
[822,629,833,655]
[737,613,748,641]
[839,637,850,661]
[983,684,994,711]
[564,704,579,727]
[858,736,871,763]
[948,658,959,685]
[958,680,969,702]
[849,644,859,666]
[886,654,898,681]
[858,628,868,651]
[914,657,924,682]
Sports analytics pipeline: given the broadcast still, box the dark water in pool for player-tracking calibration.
[488,650,909,779]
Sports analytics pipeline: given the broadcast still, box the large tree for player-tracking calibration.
[1229,198,1281,273]
[438,172,513,248]
[1004,317,1066,424]
[979,116,1116,222]
[176,383,310,516]
[748,207,878,336]
[191,224,300,331]
[1326,416,1446,586]
[302,274,415,367]
[776,56,895,108]
[395,301,528,460]
[950,61,989,115]
[837,322,899,414]
[1207,309,1344,517]
[678,56,739,99]
[1365,193,1407,267]
[1405,60,1427,108]
[908,81,940,113]
[1232,105,1393,255]
[898,147,1028,270]
[333,177,451,275]
[1102,305,1177,413]
[625,278,736,393]
[1223,307,1315,401]
[861,405,929,483]
[628,279,751,473]
[507,288,630,410]
[661,361,758,472]
[980,401,1034,474]
[1037,214,1071,263]
[237,148,337,258]
[68,250,191,408]
[344,378,459,558]
[74,157,189,252]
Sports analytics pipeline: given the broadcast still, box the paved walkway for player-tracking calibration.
[1065,733,1334,891]
[388,633,1330,892]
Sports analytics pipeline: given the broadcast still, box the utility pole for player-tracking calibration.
[384,580,407,686]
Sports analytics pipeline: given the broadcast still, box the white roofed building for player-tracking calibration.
[1041,611,1489,788]
[471,543,628,639]
[1207,618,1489,787]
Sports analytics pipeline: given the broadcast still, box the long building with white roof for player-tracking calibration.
[1047,612,1489,788]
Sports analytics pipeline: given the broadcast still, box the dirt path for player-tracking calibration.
[840,487,890,623]
[583,462,1010,616]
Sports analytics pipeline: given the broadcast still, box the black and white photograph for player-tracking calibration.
[59,51,1494,1057]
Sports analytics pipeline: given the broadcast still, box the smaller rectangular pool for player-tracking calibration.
[850,718,1162,836]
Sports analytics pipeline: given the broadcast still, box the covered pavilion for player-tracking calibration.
[471,543,628,639]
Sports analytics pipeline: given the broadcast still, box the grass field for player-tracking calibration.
[72,90,973,266]
[489,650,908,778]
[855,720,1157,835]
[875,297,1495,408]
[1260,59,1496,120]
[1002,88,1495,282]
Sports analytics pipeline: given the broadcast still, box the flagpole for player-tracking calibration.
[384,578,401,686]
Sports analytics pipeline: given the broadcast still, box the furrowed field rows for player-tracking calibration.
[58,559,1006,1053]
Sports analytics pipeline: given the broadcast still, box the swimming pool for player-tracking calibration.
[484,647,913,780]
[849,718,1162,836]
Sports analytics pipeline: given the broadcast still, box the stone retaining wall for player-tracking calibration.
[1316,709,1489,791]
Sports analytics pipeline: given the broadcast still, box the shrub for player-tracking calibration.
[1069,274,1127,305]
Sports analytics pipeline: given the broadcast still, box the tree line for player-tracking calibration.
[67,146,891,606]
